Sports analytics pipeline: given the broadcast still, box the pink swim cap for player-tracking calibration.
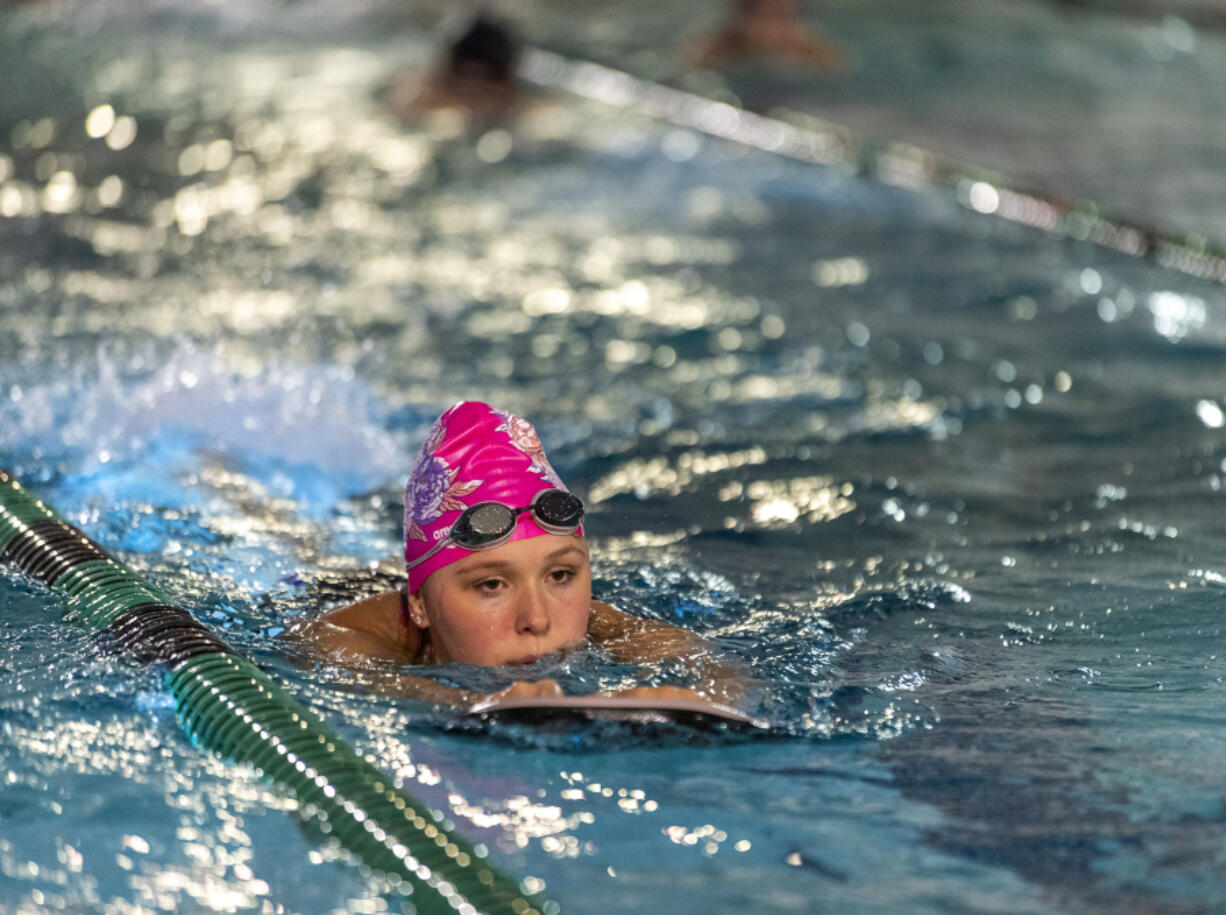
[403,401,579,592]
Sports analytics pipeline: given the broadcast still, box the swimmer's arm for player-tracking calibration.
[331,669,483,707]
[299,666,564,711]
[587,601,756,707]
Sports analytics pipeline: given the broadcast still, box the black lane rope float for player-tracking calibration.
[0,469,550,915]
[517,47,1226,288]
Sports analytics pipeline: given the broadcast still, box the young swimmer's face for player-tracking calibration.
[408,534,591,667]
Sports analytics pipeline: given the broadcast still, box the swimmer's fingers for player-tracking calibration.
[607,685,709,702]
[616,675,763,710]
[488,679,565,702]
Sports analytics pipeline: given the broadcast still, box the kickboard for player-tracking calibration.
[464,695,768,731]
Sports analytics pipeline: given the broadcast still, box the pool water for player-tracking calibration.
[4,2,1226,913]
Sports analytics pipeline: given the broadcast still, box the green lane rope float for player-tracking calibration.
[0,469,550,915]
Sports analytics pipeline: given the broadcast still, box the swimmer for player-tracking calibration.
[380,15,521,127]
[687,0,845,71]
[293,401,750,710]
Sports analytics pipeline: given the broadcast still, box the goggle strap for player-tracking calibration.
[404,536,451,571]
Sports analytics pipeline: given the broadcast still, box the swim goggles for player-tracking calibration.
[405,489,584,571]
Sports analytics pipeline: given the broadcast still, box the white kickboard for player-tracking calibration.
[465,694,766,729]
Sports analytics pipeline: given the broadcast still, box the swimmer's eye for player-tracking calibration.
[548,567,576,585]
[474,578,506,594]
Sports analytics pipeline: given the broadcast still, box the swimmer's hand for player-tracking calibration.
[607,684,752,714]
[485,679,565,703]
[607,685,710,703]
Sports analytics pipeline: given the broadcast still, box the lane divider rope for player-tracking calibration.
[518,46,1226,286]
[0,468,550,915]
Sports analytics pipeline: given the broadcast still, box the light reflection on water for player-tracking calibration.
[4,2,1226,913]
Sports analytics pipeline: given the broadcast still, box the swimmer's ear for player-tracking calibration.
[406,589,430,629]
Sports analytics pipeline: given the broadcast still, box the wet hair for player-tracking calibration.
[448,16,519,82]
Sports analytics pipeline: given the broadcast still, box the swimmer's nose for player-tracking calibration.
[516,585,550,636]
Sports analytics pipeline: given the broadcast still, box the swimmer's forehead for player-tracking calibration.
[449,540,588,577]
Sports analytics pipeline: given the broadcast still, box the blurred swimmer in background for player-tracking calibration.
[688,0,845,71]
[380,14,521,127]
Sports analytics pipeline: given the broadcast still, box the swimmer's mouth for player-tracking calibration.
[505,642,580,667]
[505,655,542,667]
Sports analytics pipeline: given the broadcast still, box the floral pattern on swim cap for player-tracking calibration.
[492,407,565,487]
[403,401,580,593]
[404,455,482,542]
[404,413,483,541]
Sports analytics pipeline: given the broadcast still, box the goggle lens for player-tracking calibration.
[426,490,585,559]
[532,490,584,529]
[454,503,517,546]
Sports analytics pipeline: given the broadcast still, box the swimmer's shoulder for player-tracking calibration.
[323,589,404,636]
[587,599,633,641]
[587,600,683,642]
[292,587,422,665]
[587,599,718,667]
